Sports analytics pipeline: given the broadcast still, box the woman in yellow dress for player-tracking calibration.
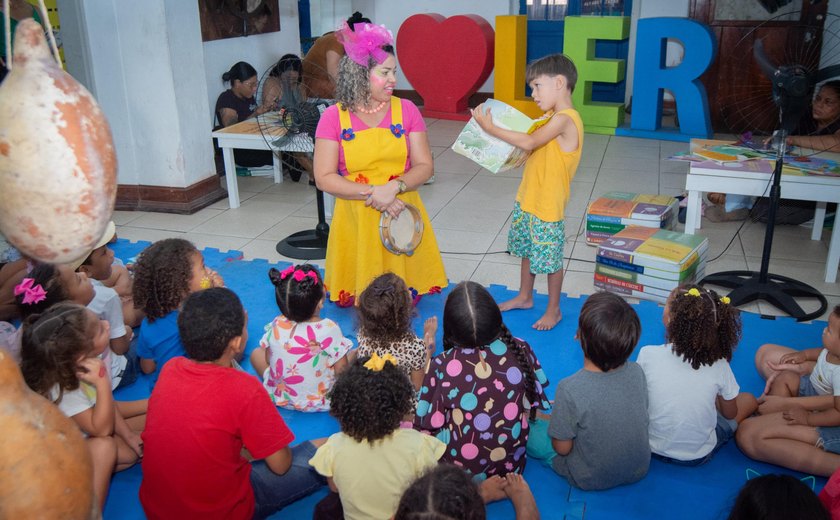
[313,22,446,305]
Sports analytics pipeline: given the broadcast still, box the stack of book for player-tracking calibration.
[594,226,709,303]
[585,192,679,245]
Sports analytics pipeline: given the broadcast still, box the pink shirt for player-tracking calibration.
[315,99,426,176]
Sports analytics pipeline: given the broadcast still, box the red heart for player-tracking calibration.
[397,14,494,115]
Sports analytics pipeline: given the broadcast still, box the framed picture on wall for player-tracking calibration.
[198,0,280,42]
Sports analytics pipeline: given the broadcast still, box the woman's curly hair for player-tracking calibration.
[335,45,395,112]
[356,273,415,349]
[20,302,91,402]
[327,356,414,443]
[666,284,742,369]
[394,464,486,520]
[132,238,198,321]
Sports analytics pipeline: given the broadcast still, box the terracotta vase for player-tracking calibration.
[0,18,117,264]
[0,349,96,518]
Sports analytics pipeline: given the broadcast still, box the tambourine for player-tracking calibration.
[379,203,424,256]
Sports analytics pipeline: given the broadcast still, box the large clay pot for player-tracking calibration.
[0,349,96,518]
[0,18,116,264]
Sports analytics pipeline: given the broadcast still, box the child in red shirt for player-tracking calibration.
[140,288,324,519]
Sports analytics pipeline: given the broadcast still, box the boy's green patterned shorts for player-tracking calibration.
[507,201,565,275]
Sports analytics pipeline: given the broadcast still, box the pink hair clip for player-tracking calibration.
[336,21,394,67]
[279,265,296,280]
[292,270,319,283]
[14,277,47,305]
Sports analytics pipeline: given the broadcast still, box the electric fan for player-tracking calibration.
[255,60,335,260]
[700,12,840,320]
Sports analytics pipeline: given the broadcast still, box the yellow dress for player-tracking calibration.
[325,97,447,302]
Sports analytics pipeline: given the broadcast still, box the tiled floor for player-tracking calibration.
[114,118,840,321]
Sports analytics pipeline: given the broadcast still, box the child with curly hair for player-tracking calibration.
[133,238,224,388]
[637,284,757,465]
[414,281,551,480]
[309,355,446,520]
[20,303,146,512]
[250,264,353,411]
[356,273,437,391]
[736,305,840,477]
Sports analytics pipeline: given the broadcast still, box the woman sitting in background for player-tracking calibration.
[262,54,312,182]
[214,61,273,168]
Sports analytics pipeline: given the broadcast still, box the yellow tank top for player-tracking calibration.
[515,108,583,222]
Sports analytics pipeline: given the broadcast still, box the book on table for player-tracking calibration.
[451,99,551,173]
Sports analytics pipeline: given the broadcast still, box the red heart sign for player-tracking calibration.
[397,14,494,117]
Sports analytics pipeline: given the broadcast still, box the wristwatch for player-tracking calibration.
[397,179,408,193]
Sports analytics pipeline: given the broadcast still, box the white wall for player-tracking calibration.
[203,1,302,125]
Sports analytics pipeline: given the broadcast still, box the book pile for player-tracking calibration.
[585,192,679,245]
[594,226,709,303]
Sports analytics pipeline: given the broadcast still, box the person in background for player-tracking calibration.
[302,12,370,99]
[214,61,274,168]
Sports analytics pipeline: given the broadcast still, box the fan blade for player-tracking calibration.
[754,39,780,81]
[814,64,840,84]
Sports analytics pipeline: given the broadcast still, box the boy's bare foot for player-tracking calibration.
[499,295,533,312]
[504,473,540,520]
[532,308,562,331]
[478,475,508,504]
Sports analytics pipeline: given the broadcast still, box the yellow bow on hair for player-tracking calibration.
[684,288,701,297]
[720,296,731,305]
[363,352,398,371]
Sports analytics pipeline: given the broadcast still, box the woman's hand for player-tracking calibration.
[363,182,401,215]
[470,104,494,133]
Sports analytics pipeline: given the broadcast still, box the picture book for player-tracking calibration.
[595,261,706,290]
[596,227,709,273]
[594,273,672,300]
[452,99,551,173]
[587,192,678,222]
[595,252,705,281]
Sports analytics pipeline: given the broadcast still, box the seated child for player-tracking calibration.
[527,291,649,490]
[728,474,829,520]
[356,273,436,391]
[737,305,840,477]
[132,238,223,388]
[309,355,446,520]
[395,464,541,520]
[249,265,352,411]
[140,288,324,520]
[638,285,757,466]
[74,221,142,328]
[414,281,550,479]
[20,303,146,512]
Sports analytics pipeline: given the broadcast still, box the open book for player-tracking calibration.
[452,99,550,173]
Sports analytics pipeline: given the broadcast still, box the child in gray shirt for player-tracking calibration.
[527,291,650,490]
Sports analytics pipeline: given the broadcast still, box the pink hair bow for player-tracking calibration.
[14,278,47,305]
[293,270,319,283]
[336,21,394,67]
[279,266,296,279]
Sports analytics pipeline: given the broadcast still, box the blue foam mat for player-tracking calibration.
[106,239,827,520]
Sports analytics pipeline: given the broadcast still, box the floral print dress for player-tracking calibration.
[414,338,550,480]
[259,315,353,412]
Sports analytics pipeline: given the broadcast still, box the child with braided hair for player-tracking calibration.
[414,281,551,480]
[249,264,353,412]
[637,284,757,465]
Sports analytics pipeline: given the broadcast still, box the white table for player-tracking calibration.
[685,142,840,283]
[212,115,315,209]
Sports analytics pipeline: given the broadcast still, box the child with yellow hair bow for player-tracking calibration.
[636,284,757,466]
[309,356,445,520]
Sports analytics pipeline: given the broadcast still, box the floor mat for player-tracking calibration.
[107,239,827,519]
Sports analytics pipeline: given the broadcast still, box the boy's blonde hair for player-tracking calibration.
[526,54,577,93]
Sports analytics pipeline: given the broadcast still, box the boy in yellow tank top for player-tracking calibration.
[471,54,583,331]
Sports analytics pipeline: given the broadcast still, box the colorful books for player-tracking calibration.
[585,192,678,245]
[594,226,709,303]
[451,99,550,173]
